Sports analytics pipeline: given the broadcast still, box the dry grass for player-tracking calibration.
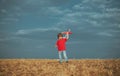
[0,59,120,76]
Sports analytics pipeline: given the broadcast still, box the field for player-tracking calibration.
[0,59,120,76]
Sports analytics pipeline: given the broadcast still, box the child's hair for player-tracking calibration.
[57,33,63,39]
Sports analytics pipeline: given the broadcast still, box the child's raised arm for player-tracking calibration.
[61,32,69,39]
[61,29,71,39]
[65,32,69,39]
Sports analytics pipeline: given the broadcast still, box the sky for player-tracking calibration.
[0,0,120,59]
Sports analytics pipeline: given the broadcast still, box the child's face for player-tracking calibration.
[57,33,63,39]
[58,36,63,39]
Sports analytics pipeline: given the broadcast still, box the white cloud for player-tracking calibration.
[25,0,49,5]
[15,27,61,35]
[85,19,100,26]
[82,0,112,4]
[0,22,9,25]
[41,1,120,34]
[47,7,63,14]
[97,32,113,37]
[56,11,84,26]
[45,7,71,16]
[118,25,120,28]
[99,4,106,9]
[14,6,22,11]
[73,4,84,10]
[73,4,81,9]
[10,36,34,41]
[82,0,89,3]
[65,8,120,19]
[0,38,8,41]
[73,3,91,10]
[0,37,15,41]
[2,17,19,22]
[91,12,120,19]
[72,0,119,19]
[66,12,82,17]
[16,30,28,35]
[1,9,7,13]
[105,8,120,13]
[109,29,120,33]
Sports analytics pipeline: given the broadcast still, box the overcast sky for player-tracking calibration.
[0,0,120,58]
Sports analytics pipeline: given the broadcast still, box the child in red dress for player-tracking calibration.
[56,32,69,63]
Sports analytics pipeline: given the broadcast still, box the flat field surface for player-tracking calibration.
[0,59,120,76]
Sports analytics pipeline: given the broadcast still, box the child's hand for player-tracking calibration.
[61,32,64,34]
[55,45,57,48]
[66,32,69,34]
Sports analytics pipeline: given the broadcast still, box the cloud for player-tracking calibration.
[0,38,8,41]
[72,0,120,19]
[97,32,113,37]
[72,0,111,11]
[1,9,7,13]
[15,27,62,35]
[55,11,84,27]
[25,0,49,6]
[52,0,120,38]
[0,36,15,42]
[106,8,120,12]
[0,22,9,25]
[118,25,120,28]
[82,0,89,3]
[82,0,112,4]
[73,4,84,10]
[16,30,28,35]
[85,19,100,27]
[72,3,91,10]
[44,7,71,16]
[14,6,22,11]
[47,7,63,15]
[2,17,19,22]
[90,12,120,19]
[66,12,82,17]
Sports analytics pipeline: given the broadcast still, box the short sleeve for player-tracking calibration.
[64,38,67,42]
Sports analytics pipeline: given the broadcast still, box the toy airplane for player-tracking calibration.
[62,29,72,34]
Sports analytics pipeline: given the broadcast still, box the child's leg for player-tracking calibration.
[58,51,62,62]
[63,51,68,62]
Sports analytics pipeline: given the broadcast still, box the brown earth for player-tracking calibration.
[0,59,120,76]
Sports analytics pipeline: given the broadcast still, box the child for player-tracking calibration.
[55,32,69,63]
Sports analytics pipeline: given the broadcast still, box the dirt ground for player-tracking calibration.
[0,59,120,76]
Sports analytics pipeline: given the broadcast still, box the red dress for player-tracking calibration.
[56,38,67,51]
